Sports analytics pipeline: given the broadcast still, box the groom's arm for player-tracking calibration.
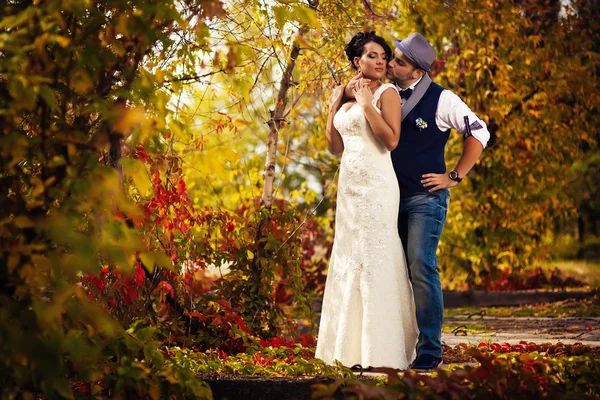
[421,137,484,192]
[451,136,484,179]
[421,90,489,192]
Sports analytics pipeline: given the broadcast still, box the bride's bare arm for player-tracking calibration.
[358,87,401,151]
[326,85,345,155]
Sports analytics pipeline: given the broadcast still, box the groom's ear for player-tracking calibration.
[413,69,425,79]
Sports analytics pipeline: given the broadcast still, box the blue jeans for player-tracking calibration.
[398,189,449,358]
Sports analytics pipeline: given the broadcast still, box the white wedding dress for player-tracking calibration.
[315,83,418,370]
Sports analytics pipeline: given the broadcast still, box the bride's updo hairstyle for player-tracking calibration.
[344,31,392,70]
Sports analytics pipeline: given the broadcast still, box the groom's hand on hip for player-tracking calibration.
[421,173,457,192]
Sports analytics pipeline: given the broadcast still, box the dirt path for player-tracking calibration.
[357,316,600,378]
[442,315,600,347]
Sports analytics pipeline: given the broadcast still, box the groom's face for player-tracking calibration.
[387,48,424,88]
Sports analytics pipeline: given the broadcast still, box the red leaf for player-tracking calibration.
[177,179,186,195]
[189,312,206,322]
[156,281,174,297]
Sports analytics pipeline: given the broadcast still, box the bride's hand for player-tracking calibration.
[345,72,371,99]
[353,79,373,108]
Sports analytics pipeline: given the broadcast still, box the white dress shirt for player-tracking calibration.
[397,77,490,148]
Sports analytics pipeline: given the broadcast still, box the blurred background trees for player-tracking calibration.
[1,0,598,396]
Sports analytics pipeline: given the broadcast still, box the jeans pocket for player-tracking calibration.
[438,189,450,209]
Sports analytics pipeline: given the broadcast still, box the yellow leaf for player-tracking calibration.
[140,251,172,271]
[247,250,254,260]
[26,200,45,210]
[155,69,165,84]
[235,119,254,126]
[149,384,160,400]
[44,176,56,187]
[133,171,152,195]
[30,183,45,198]
[115,15,130,36]
[8,252,19,273]
[33,32,49,56]
[139,252,156,273]
[52,11,67,29]
[91,384,103,395]
[22,392,34,400]
[69,69,94,95]
[19,263,35,283]
[295,34,313,50]
[292,5,317,27]
[31,254,52,271]
[132,361,151,374]
[120,158,152,195]
[13,216,34,228]
[113,107,146,135]
[273,6,287,30]
[54,36,71,48]
[67,143,77,158]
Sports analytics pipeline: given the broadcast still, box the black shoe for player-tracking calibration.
[349,364,364,372]
[410,354,443,371]
[349,364,372,377]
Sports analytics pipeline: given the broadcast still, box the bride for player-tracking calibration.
[315,31,418,370]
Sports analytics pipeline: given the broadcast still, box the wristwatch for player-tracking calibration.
[448,170,463,183]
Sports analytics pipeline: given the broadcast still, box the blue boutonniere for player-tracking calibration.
[415,118,428,130]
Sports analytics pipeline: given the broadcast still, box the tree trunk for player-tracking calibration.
[260,0,319,208]
[260,36,304,208]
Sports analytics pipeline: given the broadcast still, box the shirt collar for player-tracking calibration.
[396,75,424,91]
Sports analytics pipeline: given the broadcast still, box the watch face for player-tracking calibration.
[449,171,458,179]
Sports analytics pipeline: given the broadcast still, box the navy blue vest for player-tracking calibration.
[391,82,449,198]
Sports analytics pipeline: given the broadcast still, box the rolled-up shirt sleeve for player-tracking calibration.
[436,90,490,148]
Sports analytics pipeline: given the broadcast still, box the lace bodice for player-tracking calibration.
[333,83,398,152]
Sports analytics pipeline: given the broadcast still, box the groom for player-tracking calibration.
[346,33,490,370]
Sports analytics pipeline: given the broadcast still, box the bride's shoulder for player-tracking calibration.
[376,83,399,100]
[380,83,399,93]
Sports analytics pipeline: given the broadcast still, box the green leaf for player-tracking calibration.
[53,378,74,399]
[39,86,58,111]
[273,6,287,30]
[140,251,172,272]
[8,78,36,110]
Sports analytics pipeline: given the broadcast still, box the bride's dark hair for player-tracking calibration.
[344,31,392,70]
